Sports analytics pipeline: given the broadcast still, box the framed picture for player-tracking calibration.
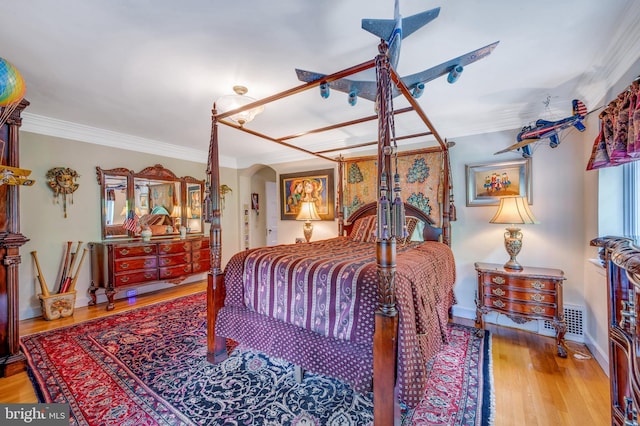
[280,168,335,220]
[466,158,532,206]
[251,193,259,211]
[139,193,148,208]
[188,186,201,218]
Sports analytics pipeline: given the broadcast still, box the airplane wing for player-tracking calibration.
[295,69,378,102]
[399,41,499,91]
[296,40,499,103]
[494,138,537,155]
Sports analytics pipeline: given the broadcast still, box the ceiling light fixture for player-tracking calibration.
[215,85,264,126]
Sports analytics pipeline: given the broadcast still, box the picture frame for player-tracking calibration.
[466,158,532,206]
[280,168,335,220]
[251,193,259,211]
[188,185,201,218]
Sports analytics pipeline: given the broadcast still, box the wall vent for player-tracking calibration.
[539,304,585,342]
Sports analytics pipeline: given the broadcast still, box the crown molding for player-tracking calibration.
[20,113,238,168]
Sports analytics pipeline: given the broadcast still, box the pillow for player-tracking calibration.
[410,219,426,242]
[350,216,377,242]
[394,216,419,245]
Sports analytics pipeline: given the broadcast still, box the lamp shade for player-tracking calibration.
[296,201,321,221]
[216,85,264,126]
[489,196,538,225]
[170,205,181,217]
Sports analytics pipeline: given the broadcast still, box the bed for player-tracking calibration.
[204,42,456,423]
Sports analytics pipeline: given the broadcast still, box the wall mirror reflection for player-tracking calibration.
[97,164,204,240]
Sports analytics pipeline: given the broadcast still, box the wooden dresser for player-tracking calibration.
[89,236,210,310]
[474,262,567,357]
[591,236,640,425]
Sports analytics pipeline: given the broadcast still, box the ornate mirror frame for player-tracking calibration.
[96,164,205,240]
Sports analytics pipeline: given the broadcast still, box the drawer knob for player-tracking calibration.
[120,276,130,283]
[532,306,545,315]
[144,247,153,253]
[491,276,506,285]
[492,288,505,296]
[531,281,545,290]
[118,249,129,256]
[531,293,545,302]
[493,299,505,308]
[121,262,129,269]
[144,273,154,279]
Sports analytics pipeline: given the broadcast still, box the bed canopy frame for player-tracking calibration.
[205,41,454,424]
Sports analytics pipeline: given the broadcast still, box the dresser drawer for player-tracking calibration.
[159,264,192,279]
[114,257,157,272]
[484,296,556,318]
[113,244,156,258]
[192,258,210,273]
[483,274,557,292]
[483,286,556,304]
[158,241,191,254]
[191,249,210,263]
[158,252,191,267]
[114,270,158,286]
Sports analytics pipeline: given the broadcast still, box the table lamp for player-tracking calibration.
[489,196,538,270]
[296,201,321,242]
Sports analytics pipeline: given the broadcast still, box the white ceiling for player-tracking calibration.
[3,0,640,168]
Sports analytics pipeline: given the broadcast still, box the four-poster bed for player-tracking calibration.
[205,42,456,424]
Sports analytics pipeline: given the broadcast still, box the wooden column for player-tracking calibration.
[0,99,29,377]
[206,109,228,363]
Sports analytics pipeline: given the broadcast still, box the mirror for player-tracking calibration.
[97,164,205,240]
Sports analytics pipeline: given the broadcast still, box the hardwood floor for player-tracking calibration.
[0,281,610,425]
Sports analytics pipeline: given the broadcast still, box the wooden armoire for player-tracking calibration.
[0,99,29,377]
[591,236,640,425]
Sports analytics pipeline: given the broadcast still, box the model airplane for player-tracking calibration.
[495,99,589,158]
[295,0,499,105]
[0,165,35,186]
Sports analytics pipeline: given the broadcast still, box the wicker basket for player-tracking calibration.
[38,291,76,321]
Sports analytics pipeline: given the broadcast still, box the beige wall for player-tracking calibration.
[18,132,239,320]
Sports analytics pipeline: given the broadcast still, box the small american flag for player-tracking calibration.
[123,214,139,232]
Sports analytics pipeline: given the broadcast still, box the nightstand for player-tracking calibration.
[474,262,567,357]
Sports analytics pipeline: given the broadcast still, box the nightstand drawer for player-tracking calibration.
[483,274,557,292]
[483,286,556,304]
[484,296,556,318]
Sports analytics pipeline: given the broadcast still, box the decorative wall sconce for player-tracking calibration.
[220,184,232,210]
[46,167,79,218]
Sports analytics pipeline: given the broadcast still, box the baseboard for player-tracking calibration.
[584,330,609,377]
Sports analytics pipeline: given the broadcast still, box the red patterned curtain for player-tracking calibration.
[587,78,640,170]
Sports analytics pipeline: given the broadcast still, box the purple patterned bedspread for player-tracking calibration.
[216,236,456,408]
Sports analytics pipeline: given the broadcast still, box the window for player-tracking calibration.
[623,161,640,244]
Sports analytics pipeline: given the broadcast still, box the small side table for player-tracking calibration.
[474,262,567,357]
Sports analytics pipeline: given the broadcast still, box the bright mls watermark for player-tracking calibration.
[0,404,68,425]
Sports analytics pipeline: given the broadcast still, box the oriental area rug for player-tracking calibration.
[21,292,493,426]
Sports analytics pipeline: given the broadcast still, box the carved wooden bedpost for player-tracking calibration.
[337,157,344,235]
[373,41,400,425]
[206,107,228,363]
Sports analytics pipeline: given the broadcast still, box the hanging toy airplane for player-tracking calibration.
[295,0,499,105]
[494,99,589,158]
